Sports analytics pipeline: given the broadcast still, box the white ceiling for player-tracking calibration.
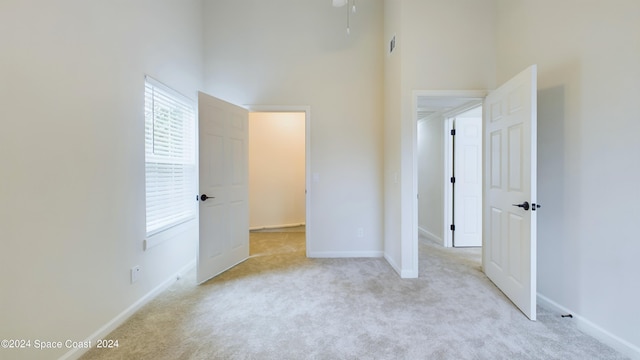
[416,96,482,119]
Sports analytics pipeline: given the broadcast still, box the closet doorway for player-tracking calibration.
[248,108,311,255]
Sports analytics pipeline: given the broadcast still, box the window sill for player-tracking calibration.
[144,219,196,250]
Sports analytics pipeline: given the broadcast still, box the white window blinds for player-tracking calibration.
[144,76,196,236]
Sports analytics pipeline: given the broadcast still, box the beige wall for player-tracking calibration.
[383,0,404,272]
[204,0,385,257]
[0,1,203,359]
[402,0,497,91]
[496,0,640,354]
[249,112,306,229]
[417,116,445,244]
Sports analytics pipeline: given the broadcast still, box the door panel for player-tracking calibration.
[507,212,524,283]
[230,201,246,248]
[230,138,244,185]
[484,65,537,320]
[197,92,249,284]
[202,204,225,259]
[205,134,224,187]
[490,131,502,189]
[508,125,523,191]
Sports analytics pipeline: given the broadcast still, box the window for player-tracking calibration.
[144,76,196,236]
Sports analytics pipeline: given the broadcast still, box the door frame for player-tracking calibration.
[412,90,487,271]
[246,105,312,257]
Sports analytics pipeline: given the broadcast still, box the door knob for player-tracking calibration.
[512,201,530,211]
[200,194,214,201]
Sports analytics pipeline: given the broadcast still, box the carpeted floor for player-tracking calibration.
[80,232,628,360]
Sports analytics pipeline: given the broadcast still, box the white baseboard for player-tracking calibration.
[537,293,640,360]
[418,226,443,245]
[250,222,305,231]
[308,251,383,258]
[400,268,419,278]
[382,253,418,278]
[384,253,401,275]
[59,260,196,360]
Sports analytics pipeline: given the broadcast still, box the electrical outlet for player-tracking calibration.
[357,228,364,238]
[131,266,141,284]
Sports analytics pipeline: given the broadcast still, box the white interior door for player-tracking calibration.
[483,65,538,320]
[197,92,249,284]
[453,116,483,247]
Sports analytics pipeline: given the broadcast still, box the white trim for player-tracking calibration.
[537,294,640,360]
[384,253,401,274]
[245,105,312,258]
[384,253,418,278]
[309,251,384,258]
[408,93,420,279]
[418,226,443,245]
[401,268,419,278]
[59,260,196,360]
[249,223,305,231]
[412,95,419,278]
[144,218,195,250]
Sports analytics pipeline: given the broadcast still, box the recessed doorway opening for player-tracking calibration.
[415,93,484,249]
[247,107,311,257]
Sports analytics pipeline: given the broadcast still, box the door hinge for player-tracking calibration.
[450,177,456,183]
[451,129,456,136]
[450,224,455,231]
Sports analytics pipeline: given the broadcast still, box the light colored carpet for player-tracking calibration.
[80,233,628,360]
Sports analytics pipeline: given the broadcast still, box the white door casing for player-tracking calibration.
[197,92,249,284]
[483,65,538,320]
[453,116,483,247]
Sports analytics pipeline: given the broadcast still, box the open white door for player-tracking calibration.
[197,92,249,284]
[483,65,538,320]
[453,116,483,247]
